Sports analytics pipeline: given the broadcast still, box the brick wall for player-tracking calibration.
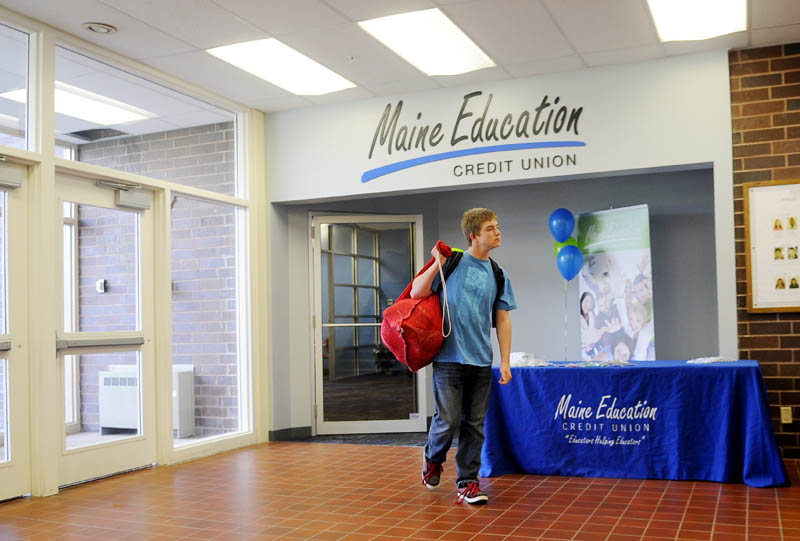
[77,122,240,438]
[170,197,239,437]
[730,43,800,458]
[77,205,137,432]
[78,122,235,196]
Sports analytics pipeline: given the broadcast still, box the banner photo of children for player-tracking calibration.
[577,205,655,362]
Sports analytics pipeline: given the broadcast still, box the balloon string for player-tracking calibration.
[563,279,568,362]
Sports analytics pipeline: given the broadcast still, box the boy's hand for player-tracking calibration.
[431,245,446,267]
[499,363,512,384]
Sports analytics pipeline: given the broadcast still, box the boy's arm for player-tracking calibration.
[496,309,512,384]
[410,246,447,299]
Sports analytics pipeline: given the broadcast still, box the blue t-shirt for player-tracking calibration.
[432,251,517,367]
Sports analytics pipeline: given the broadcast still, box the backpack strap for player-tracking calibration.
[489,258,505,328]
[441,249,506,328]
[442,249,464,282]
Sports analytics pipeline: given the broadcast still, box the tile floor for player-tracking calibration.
[0,442,798,540]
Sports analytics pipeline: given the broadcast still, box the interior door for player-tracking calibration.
[56,173,156,486]
[0,161,30,500]
[312,214,427,435]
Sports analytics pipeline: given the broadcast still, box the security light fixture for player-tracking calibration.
[206,39,356,96]
[647,0,746,42]
[82,22,117,34]
[358,8,495,76]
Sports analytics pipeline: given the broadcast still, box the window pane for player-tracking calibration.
[334,286,353,315]
[357,258,374,286]
[358,326,376,348]
[65,351,141,450]
[333,255,352,283]
[356,229,374,256]
[55,47,237,196]
[331,225,351,253]
[171,197,243,444]
[358,288,376,316]
[0,358,6,462]
[66,203,139,333]
[0,23,28,151]
[0,192,6,334]
[321,252,330,324]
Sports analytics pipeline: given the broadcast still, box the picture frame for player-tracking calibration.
[743,179,800,312]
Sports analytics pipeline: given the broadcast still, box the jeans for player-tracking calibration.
[424,361,492,485]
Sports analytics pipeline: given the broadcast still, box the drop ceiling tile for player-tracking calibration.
[99,0,267,49]
[278,23,425,86]
[361,78,441,97]
[750,25,800,48]
[662,32,748,56]
[306,86,374,105]
[0,0,195,59]
[504,55,586,78]
[211,0,347,35]
[323,0,436,22]
[444,0,574,65]
[751,0,800,28]
[142,51,292,103]
[250,95,313,112]
[582,44,664,67]
[432,66,510,88]
[543,0,659,52]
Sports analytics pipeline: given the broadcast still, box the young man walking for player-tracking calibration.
[410,208,516,505]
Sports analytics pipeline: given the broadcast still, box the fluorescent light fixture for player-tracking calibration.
[0,82,155,125]
[647,0,746,42]
[207,39,355,96]
[358,8,494,76]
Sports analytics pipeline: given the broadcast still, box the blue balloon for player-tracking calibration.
[549,208,575,243]
[556,244,583,281]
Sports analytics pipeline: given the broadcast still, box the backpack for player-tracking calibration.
[440,248,506,328]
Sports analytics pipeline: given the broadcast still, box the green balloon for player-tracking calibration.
[553,237,580,257]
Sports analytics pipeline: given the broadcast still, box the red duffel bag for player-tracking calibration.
[380,240,453,372]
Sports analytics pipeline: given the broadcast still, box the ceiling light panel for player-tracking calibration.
[647,0,747,42]
[358,8,495,76]
[206,39,356,96]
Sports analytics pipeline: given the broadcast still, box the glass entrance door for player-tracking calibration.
[0,162,30,500]
[56,173,156,486]
[312,215,427,435]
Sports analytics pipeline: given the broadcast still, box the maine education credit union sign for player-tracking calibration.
[555,392,659,447]
[362,90,586,183]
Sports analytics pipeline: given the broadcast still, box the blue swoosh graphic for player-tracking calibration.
[361,141,586,183]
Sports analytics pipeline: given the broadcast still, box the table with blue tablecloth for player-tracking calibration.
[480,360,787,487]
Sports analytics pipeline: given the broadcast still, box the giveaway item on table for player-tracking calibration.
[509,352,550,367]
[686,357,738,364]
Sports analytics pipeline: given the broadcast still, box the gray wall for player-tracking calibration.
[435,169,717,361]
[270,167,717,433]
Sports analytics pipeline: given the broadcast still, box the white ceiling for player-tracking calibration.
[1,0,800,115]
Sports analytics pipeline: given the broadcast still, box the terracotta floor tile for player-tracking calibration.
[0,446,797,541]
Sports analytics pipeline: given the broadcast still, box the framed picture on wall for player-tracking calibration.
[744,179,800,312]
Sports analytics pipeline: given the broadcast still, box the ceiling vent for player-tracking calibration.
[66,128,128,141]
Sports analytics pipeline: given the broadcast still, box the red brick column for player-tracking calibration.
[730,43,800,458]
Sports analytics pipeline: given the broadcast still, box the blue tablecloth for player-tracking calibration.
[480,361,788,487]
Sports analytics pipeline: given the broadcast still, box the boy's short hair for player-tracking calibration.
[461,208,498,246]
